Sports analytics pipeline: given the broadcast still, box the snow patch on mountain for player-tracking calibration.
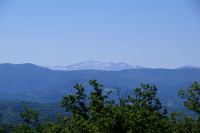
[46,61,142,71]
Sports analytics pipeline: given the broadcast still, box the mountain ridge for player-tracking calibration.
[46,61,142,71]
[0,63,199,104]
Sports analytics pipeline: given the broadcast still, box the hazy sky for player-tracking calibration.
[0,0,199,68]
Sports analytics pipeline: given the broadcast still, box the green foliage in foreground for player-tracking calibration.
[2,80,200,133]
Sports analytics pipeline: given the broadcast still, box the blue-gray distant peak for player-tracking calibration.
[47,61,138,71]
[178,65,200,69]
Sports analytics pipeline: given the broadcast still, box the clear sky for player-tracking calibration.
[0,0,199,68]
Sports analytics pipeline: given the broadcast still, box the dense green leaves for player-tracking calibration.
[178,81,200,115]
[2,80,200,133]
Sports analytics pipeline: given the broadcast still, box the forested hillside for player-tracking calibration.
[0,101,65,124]
[1,80,199,133]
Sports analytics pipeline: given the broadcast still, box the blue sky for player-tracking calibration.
[0,0,199,68]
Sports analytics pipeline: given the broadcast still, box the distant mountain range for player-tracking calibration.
[0,63,199,124]
[46,61,144,71]
[45,61,200,71]
[0,63,199,109]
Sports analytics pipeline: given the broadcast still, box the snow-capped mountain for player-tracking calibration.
[46,61,141,71]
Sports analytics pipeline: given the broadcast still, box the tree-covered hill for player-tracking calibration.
[0,100,65,124]
[4,80,199,133]
[0,80,199,132]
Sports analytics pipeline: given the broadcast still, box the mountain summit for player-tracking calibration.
[47,61,136,71]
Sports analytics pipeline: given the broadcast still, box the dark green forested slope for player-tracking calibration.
[1,80,198,133]
[0,101,65,124]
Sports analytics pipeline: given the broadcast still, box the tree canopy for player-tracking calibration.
[2,80,199,133]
